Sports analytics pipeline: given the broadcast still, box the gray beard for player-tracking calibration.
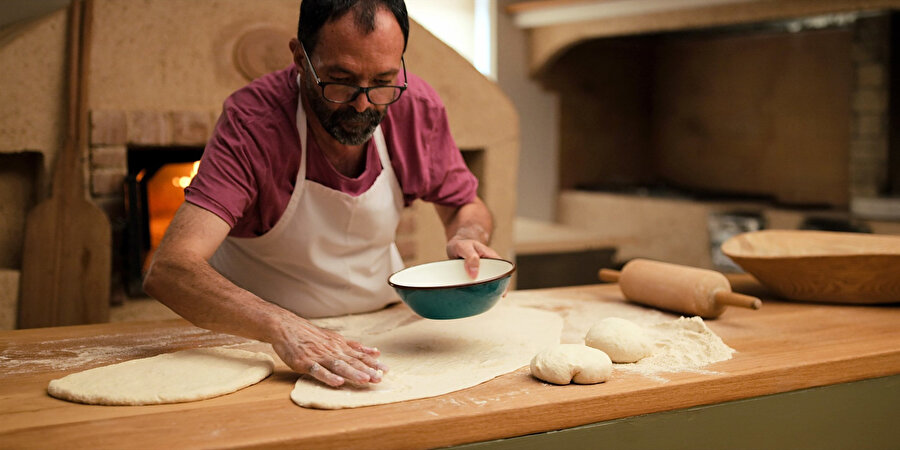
[304,79,386,146]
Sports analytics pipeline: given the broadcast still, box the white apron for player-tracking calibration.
[209,80,404,318]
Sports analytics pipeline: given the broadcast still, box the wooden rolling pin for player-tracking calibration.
[598,259,762,319]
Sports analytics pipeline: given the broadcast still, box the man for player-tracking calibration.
[143,0,499,389]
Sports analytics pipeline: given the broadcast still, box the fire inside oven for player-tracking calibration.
[124,147,203,296]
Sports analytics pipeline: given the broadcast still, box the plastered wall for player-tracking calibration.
[0,0,520,313]
[0,10,67,162]
[545,28,853,207]
[82,0,517,263]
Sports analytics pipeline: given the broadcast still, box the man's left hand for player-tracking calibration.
[446,235,501,279]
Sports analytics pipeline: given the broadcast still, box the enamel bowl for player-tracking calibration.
[388,258,515,319]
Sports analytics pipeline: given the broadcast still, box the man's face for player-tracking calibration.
[298,8,405,146]
[301,71,386,146]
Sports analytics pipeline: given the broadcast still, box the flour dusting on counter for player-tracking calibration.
[614,316,734,382]
[507,290,735,382]
[0,327,252,377]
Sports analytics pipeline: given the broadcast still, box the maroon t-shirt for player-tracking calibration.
[185,65,478,237]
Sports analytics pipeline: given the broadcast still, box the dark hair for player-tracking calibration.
[298,0,409,55]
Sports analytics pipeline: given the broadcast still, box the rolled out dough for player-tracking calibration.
[291,305,563,409]
[47,347,274,405]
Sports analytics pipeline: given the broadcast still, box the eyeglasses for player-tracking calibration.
[301,43,407,106]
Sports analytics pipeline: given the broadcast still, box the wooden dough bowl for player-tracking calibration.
[722,230,900,304]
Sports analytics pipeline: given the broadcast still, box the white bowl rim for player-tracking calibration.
[388,258,516,290]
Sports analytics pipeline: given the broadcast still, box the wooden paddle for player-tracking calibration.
[18,0,110,328]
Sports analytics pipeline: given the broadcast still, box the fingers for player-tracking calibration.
[464,253,480,279]
[449,239,502,278]
[346,339,389,373]
[346,340,381,357]
[306,361,345,387]
[326,359,376,385]
[479,244,501,259]
[337,356,384,383]
[302,354,384,387]
[272,321,390,388]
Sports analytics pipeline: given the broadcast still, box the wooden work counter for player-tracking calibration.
[2,280,899,449]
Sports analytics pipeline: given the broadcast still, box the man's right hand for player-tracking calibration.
[146,203,388,389]
[270,315,389,387]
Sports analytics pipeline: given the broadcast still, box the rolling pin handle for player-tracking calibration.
[714,291,762,310]
[598,268,621,283]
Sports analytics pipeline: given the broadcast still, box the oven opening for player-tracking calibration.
[124,147,203,296]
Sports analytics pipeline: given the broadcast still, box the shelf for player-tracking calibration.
[505,0,900,75]
[507,0,751,29]
[514,216,621,255]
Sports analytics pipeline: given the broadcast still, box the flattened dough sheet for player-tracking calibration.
[292,305,563,409]
[48,347,275,405]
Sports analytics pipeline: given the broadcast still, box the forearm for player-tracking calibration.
[441,197,493,245]
[144,253,385,386]
[143,253,294,345]
[437,197,500,273]
[147,191,384,387]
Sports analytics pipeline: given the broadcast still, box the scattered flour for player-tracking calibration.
[615,316,735,382]
[508,290,671,343]
[507,291,735,382]
[3,292,735,387]
[0,327,253,378]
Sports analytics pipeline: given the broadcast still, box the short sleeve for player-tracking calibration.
[184,108,258,228]
[420,104,478,206]
[382,73,479,208]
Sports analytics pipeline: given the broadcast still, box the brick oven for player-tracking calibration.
[0,0,519,329]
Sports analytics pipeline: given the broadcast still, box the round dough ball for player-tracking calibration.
[585,317,653,363]
[530,344,612,385]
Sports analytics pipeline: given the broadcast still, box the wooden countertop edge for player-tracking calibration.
[290,351,900,449]
[4,283,900,449]
[6,348,897,449]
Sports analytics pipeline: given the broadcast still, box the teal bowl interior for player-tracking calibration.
[388,258,515,319]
